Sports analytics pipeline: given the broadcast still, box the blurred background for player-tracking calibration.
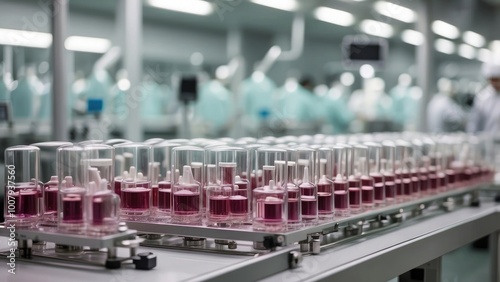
[0,0,497,146]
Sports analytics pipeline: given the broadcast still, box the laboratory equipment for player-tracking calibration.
[316,147,334,221]
[57,144,87,233]
[114,143,152,221]
[365,142,385,207]
[381,141,397,204]
[4,145,41,229]
[171,146,204,225]
[31,141,72,224]
[295,147,318,225]
[333,145,349,217]
[253,147,288,231]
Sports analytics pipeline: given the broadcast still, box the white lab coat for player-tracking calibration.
[467,85,500,134]
[427,93,465,133]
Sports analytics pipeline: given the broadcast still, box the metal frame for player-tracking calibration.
[127,185,485,246]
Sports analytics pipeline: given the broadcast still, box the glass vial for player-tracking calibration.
[57,145,87,233]
[4,145,41,229]
[253,147,288,231]
[171,146,204,225]
[154,141,182,221]
[31,141,72,224]
[114,143,152,221]
[333,145,349,217]
[296,147,318,226]
[381,141,397,205]
[83,144,120,235]
[317,147,334,221]
[366,142,385,207]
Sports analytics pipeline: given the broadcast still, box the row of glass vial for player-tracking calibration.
[4,144,120,235]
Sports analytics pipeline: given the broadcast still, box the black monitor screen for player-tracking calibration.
[179,76,198,102]
[348,44,381,61]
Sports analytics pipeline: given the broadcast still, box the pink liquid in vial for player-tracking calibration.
[121,188,151,209]
[318,192,333,212]
[374,183,384,202]
[209,195,229,216]
[62,194,83,222]
[438,173,447,190]
[44,184,58,213]
[230,195,248,214]
[334,191,349,210]
[429,174,438,191]
[250,173,258,190]
[158,188,171,210]
[349,179,361,188]
[173,190,200,214]
[300,183,315,196]
[264,200,283,221]
[395,179,403,196]
[411,173,420,194]
[301,196,317,216]
[419,176,428,193]
[333,180,347,191]
[92,197,105,224]
[13,189,39,216]
[113,178,122,197]
[152,184,159,207]
[349,188,361,207]
[446,170,456,188]
[361,186,374,207]
[385,182,396,200]
[403,179,412,196]
[288,198,300,221]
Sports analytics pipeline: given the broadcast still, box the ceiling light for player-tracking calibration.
[489,40,500,52]
[373,1,416,23]
[463,31,485,48]
[250,0,297,11]
[65,36,111,53]
[401,29,424,46]
[432,20,459,39]
[360,19,394,38]
[147,0,213,15]
[477,48,491,63]
[0,28,51,48]
[434,38,455,54]
[359,64,375,79]
[314,7,355,27]
[458,44,476,59]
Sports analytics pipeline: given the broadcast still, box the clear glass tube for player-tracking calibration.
[285,149,302,229]
[83,144,120,235]
[31,141,72,223]
[316,147,334,221]
[4,145,41,229]
[423,138,439,194]
[57,145,87,232]
[253,147,287,231]
[346,145,363,213]
[333,145,349,217]
[171,146,204,225]
[381,141,396,205]
[395,141,413,201]
[365,142,385,207]
[206,147,250,227]
[114,143,152,221]
[295,147,318,225]
[104,139,132,146]
[153,142,182,221]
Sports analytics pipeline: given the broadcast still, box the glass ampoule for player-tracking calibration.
[31,141,72,224]
[171,146,204,225]
[414,139,430,195]
[365,142,385,207]
[83,144,119,235]
[114,143,152,221]
[154,142,182,221]
[57,145,87,233]
[283,149,302,230]
[423,138,439,195]
[253,147,287,231]
[354,145,374,210]
[317,147,334,221]
[409,140,422,197]
[441,137,457,190]
[296,147,318,225]
[395,141,413,201]
[333,145,349,217]
[230,147,251,225]
[4,146,41,229]
[381,141,396,205]
[346,145,362,213]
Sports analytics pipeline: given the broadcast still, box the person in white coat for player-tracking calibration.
[427,78,465,133]
[467,60,500,134]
